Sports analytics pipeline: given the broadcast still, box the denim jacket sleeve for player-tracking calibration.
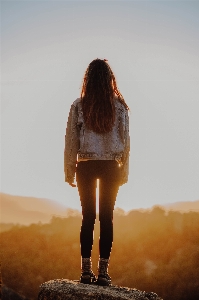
[120,109,130,185]
[64,101,79,183]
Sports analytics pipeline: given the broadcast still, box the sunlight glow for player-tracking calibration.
[1,1,199,211]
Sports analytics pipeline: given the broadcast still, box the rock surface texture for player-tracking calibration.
[38,279,163,300]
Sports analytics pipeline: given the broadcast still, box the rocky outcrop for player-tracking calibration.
[38,279,163,300]
[1,285,28,300]
[0,264,2,300]
[1,264,28,300]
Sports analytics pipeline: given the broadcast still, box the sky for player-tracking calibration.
[1,0,199,212]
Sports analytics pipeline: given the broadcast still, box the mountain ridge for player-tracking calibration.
[0,192,70,225]
[1,192,199,226]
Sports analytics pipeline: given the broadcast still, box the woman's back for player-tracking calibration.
[64,59,130,185]
[70,96,129,162]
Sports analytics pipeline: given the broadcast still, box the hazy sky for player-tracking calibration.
[1,0,199,211]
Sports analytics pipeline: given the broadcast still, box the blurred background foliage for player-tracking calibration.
[1,206,199,300]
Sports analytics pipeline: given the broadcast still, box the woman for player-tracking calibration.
[64,58,130,286]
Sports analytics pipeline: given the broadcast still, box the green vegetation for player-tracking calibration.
[1,207,199,300]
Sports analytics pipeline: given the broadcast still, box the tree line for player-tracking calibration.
[1,206,199,300]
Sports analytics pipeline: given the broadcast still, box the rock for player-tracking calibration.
[38,279,163,300]
[1,285,28,300]
[0,263,28,300]
[0,268,2,300]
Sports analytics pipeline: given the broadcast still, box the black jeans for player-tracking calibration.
[76,160,120,259]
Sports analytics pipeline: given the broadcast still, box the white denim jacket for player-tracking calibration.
[64,97,130,185]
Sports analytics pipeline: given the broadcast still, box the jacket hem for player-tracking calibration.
[78,153,123,162]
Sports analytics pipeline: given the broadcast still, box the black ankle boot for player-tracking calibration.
[97,258,111,286]
[80,257,96,284]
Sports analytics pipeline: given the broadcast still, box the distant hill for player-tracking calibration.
[0,193,78,226]
[162,200,199,213]
[1,192,198,227]
[115,200,199,215]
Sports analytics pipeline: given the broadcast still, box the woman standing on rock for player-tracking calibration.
[64,58,130,286]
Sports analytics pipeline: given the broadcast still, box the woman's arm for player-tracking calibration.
[120,109,130,185]
[64,102,80,185]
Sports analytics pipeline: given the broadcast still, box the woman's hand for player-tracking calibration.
[69,182,76,187]
[65,174,76,187]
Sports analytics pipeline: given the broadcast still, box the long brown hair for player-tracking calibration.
[81,59,128,134]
